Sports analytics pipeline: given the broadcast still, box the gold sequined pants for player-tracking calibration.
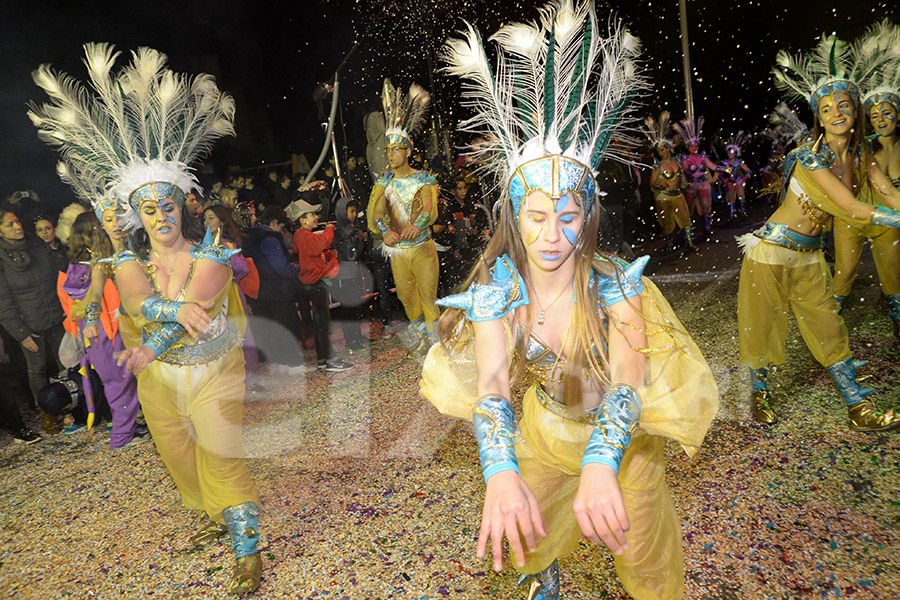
[517,385,683,600]
[653,191,692,235]
[389,240,440,324]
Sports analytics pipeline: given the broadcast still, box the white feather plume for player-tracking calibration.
[440,0,647,192]
[28,43,235,224]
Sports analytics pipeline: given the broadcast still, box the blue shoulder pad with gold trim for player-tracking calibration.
[796,138,836,171]
[436,254,529,321]
[190,228,240,266]
[592,255,649,307]
[114,249,143,269]
[375,172,394,187]
[418,171,438,186]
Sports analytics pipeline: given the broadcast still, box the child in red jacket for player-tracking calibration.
[290,200,353,372]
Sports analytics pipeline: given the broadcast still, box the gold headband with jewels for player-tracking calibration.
[128,181,187,211]
[864,92,900,112]
[507,155,596,221]
[810,80,859,113]
[386,133,412,149]
[93,198,117,220]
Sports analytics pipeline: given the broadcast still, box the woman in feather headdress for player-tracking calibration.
[644,112,698,251]
[832,20,900,338]
[717,132,751,220]
[674,116,719,236]
[419,2,718,598]
[737,31,900,431]
[29,44,263,595]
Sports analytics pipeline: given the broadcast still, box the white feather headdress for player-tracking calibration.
[28,43,235,231]
[772,29,900,114]
[859,20,900,111]
[642,111,673,151]
[725,131,747,155]
[767,101,810,146]
[673,115,704,146]
[441,0,647,212]
[383,79,431,148]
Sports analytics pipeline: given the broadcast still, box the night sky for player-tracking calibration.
[1,0,896,212]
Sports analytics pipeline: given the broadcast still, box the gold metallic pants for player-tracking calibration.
[653,192,692,235]
[138,344,258,522]
[389,240,440,325]
[517,385,683,600]
[832,218,900,297]
[738,240,850,369]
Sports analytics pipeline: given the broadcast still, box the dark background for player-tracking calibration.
[1,0,895,212]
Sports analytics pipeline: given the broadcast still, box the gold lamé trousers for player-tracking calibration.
[388,239,440,324]
[517,385,683,600]
[653,191,692,235]
[137,343,258,522]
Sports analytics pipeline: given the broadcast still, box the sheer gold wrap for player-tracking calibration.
[420,279,718,599]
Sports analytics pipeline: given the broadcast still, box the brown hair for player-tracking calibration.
[68,212,114,263]
[438,188,624,408]
[204,204,243,248]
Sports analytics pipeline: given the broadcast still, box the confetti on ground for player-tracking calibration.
[1,229,899,599]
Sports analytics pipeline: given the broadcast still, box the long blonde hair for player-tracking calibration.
[438,190,624,408]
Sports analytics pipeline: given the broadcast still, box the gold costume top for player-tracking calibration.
[421,262,719,460]
[116,246,247,366]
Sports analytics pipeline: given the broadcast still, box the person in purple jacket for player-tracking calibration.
[60,209,147,448]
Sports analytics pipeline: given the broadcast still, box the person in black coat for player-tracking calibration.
[0,206,68,433]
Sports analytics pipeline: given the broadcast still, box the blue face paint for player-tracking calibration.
[561,226,577,245]
[555,194,569,214]
[539,251,561,261]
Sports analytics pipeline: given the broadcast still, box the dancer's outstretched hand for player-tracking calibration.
[177,301,213,337]
[477,470,546,572]
[573,463,629,555]
[115,345,157,374]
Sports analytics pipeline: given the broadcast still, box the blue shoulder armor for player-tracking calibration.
[114,249,142,269]
[375,172,394,187]
[436,254,529,321]
[592,255,649,307]
[190,228,240,266]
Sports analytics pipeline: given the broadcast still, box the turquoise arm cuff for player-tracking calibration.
[143,322,186,357]
[412,211,431,231]
[141,295,183,323]
[374,218,390,235]
[871,206,900,228]
[581,384,642,474]
[473,394,520,483]
[83,302,102,326]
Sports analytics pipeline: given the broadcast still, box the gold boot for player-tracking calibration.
[752,390,778,424]
[190,514,229,547]
[848,400,900,432]
[228,553,262,595]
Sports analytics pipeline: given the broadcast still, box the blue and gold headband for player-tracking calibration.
[864,92,900,112]
[810,80,860,113]
[93,197,117,220]
[507,155,595,221]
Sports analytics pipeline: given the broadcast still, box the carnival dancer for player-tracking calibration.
[674,116,719,236]
[737,33,900,431]
[58,208,146,448]
[832,21,900,338]
[420,3,719,598]
[366,80,440,358]
[718,132,751,220]
[29,44,263,594]
[644,112,698,251]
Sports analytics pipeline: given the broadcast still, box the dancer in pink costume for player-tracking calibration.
[718,132,751,220]
[675,117,719,236]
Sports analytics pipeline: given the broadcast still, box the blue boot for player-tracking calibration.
[749,366,777,424]
[826,359,899,432]
[887,294,900,339]
[223,503,262,595]
[517,560,560,600]
[834,295,847,315]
